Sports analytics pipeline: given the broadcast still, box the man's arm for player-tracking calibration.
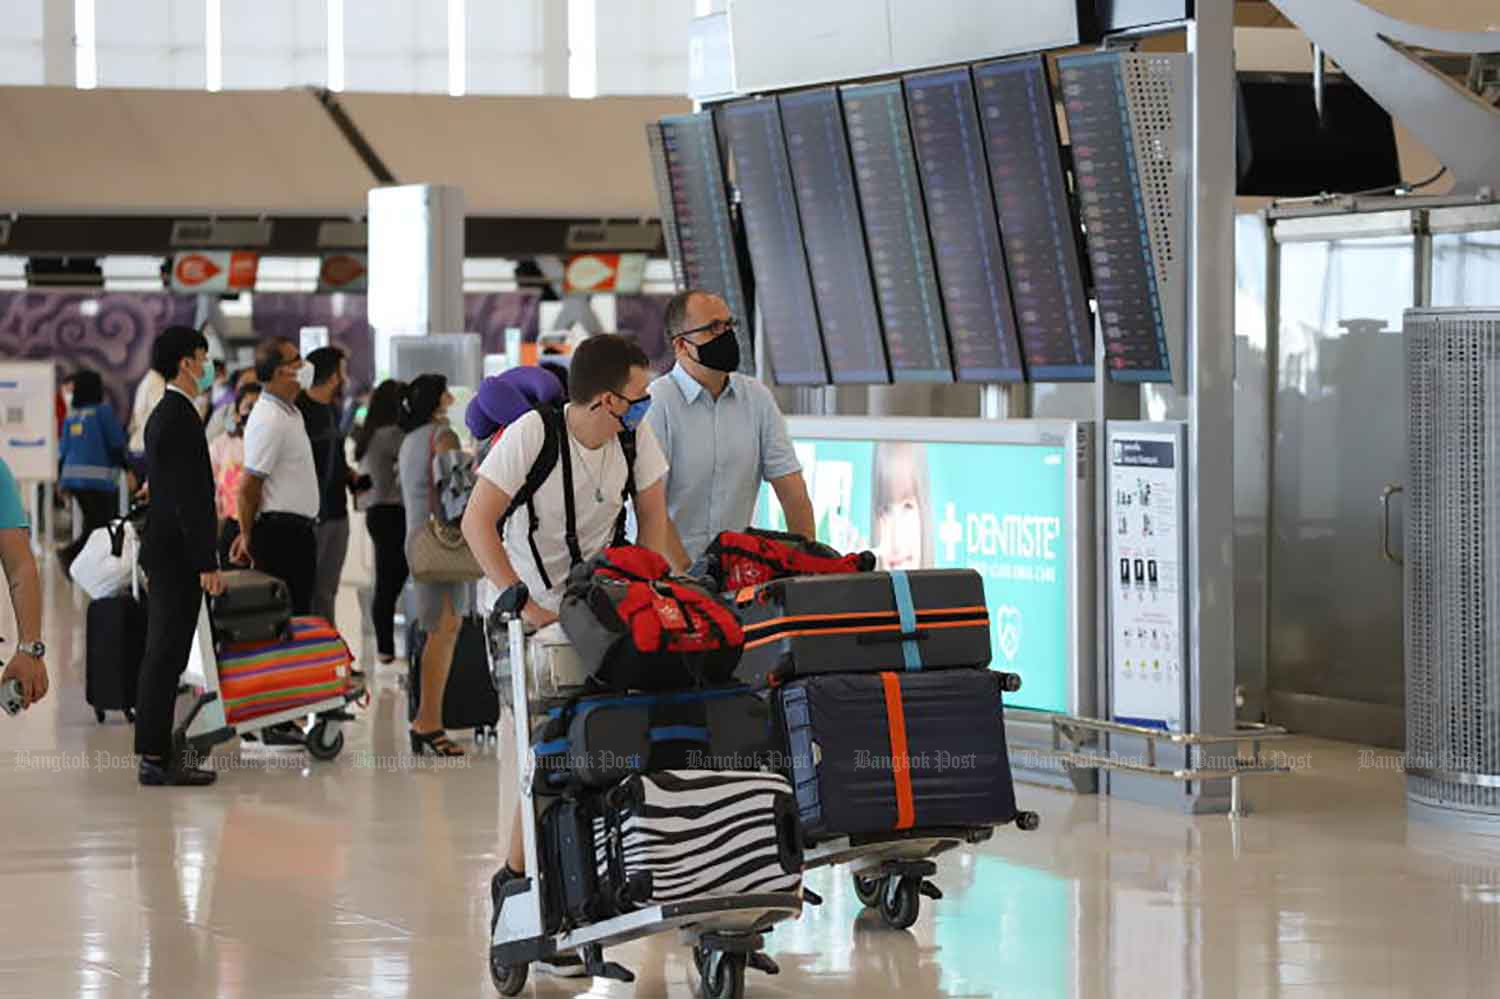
[770,471,816,541]
[0,527,46,705]
[461,478,555,628]
[635,478,690,573]
[231,473,264,565]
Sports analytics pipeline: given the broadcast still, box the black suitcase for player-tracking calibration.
[733,569,992,685]
[532,686,773,791]
[777,670,1018,842]
[539,797,604,933]
[406,615,500,738]
[86,592,146,722]
[209,569,291,643]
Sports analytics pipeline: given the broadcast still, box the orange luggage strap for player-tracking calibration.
[880,671,916,830]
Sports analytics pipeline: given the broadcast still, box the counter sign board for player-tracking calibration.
[170,251,259,293]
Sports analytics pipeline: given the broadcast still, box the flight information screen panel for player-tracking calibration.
[974,56,1094,381]
[719,99,829,385]
[841,80,954,382]
[1058,53,1172,382]
[904,68,1025,383]
[656,113,753,370]
[779,88,890,384]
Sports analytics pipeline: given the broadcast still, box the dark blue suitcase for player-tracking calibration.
[777,669,1019,843]
[533,686,773,791]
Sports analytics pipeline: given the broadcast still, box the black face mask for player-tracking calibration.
[692,329,740,373]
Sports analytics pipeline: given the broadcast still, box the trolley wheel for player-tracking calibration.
[305,721,345,761]
[1015,810,1041,832]
[124,708,136,723]
[95,709,106,724]
[879,877,921,931]
[489,953,529,997]
[852,873,885,908]
[700,951,746,999]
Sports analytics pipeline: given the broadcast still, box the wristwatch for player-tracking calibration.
[16,640,45,659]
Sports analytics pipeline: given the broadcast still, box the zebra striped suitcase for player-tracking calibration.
[592,770,804,913]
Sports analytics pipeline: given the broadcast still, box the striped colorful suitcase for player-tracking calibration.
[592,770,804,912]
[216,616,354,725]
[733,569,992,685]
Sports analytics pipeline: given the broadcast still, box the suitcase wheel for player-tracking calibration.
[695,949,746,999]
[305,720,345,761]
[124,708,135,723]
[1015,810,1041,832]
[852,873,884,908]
[95,709,106,724]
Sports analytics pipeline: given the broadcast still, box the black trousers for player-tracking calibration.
[134,565,202,758]
[365,504,409,657]
[252,515,318,616]
[74,489,116,537]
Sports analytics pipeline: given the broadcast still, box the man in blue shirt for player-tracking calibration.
[646,290,815,562]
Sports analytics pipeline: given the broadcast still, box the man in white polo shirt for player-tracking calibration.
[230,336,320,616]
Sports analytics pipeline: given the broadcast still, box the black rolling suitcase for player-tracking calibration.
[209,569,291,643]
[733,569,992,685]
[406,615,500,739]
[532,686,774,791]
[776,670,1019,842]
[86,591,145,722]
[540,771,803,931]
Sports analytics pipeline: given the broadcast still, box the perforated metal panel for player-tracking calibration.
[1405,307,1500,827]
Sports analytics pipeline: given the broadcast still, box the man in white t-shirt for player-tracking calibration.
[462,334,688,979]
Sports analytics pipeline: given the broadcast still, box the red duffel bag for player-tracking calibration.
[559,546,744,691]
[694,528,875,592]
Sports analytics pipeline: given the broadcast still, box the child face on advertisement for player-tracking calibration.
[874,442,929,572]
[878,497,924,571]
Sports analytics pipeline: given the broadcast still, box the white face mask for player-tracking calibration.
[295,363,315,392]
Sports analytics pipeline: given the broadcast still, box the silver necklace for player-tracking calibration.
[576,444,608,504]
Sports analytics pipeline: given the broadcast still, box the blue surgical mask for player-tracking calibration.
[196,362,215,394]
[612,394,651,432]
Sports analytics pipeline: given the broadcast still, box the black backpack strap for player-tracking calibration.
[612,429,638,546]
[496,406,565,590]
[555,411,583,570]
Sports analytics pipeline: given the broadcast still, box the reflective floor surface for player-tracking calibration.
[2,564,1498,998]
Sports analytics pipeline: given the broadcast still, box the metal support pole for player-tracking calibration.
[1258,216,1281,725]
[1185,3,1239,808]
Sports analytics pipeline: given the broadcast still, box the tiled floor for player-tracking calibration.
[3,563,1500,997]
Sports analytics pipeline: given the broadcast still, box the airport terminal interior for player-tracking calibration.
[3,1,1500,997]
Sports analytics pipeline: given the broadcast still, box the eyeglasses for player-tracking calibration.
[674,317,738,340]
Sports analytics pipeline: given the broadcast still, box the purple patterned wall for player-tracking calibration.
[0,292,197,416]
[249,293,376,391]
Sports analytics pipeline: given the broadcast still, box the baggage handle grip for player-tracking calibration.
[856,630,929,646]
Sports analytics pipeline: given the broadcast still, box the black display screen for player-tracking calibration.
[645,123,688,290]
[1058,53,1172,382]
[719,99,829,385]
[655,113,753,371]
[904,68,1025,383]
[841,81,954,382]
[974,56,1095,381]
[779,89,890,384]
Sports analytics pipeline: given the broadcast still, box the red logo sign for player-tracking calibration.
[174,254,222,286]
[319,254,366,288]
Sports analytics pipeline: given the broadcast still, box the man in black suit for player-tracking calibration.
[136,326,225,787]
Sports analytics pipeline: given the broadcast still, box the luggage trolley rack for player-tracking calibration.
[175,599,366,761]
[489,613,803,999]
[796,667,1041,931]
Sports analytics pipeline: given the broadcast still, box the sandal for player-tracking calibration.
[409,728,465,757]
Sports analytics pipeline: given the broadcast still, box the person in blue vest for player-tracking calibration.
[58,369,128,538]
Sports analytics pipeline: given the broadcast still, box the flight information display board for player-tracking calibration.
[645,122,688,289]
[779,89,890,384]
[904,68,1025,383]
[974,56,1095,381]
[655,113,754,371]
[1058,53,1172,382]
[841,81,954,382]
[719,99,829,385]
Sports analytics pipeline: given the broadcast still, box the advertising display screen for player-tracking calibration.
[973,56,1095,381]
[779,88,891,384]
[654,113,754,371]
[756,432,1072,714]
[904,68,1025,383]
[1058,53,1173,382]
[719,99,830,385]
[840,81,954,382]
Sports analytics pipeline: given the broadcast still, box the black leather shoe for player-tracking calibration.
[138,754,218,787]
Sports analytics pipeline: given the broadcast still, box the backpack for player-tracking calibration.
[498,405,637,592]
[694,527,876,593]
[558,546,744,692]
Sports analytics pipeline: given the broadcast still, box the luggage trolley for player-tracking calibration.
[487,607,803,999]
[177,599,365,760]
[797,669,1041,931]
